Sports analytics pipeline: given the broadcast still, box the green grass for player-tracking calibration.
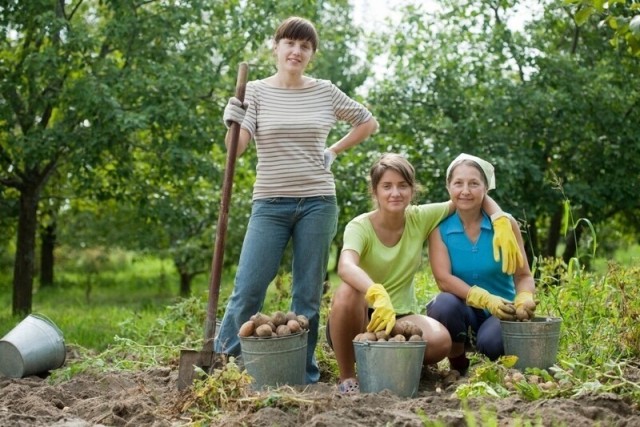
[0,250,313,352]
[592,243,640,274]
[0,253,217,350]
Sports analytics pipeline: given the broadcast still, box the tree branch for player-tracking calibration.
[0,175,24,190]
[134,0,160,8]
[2,86,32,133]
[38,158,60,192]
[564,7,581,55]
[490,1,525,82]
[66,0,85,21]
[490,1,502,26]
[623,97,639,121]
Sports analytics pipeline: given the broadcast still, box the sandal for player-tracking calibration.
[338,378,359,394]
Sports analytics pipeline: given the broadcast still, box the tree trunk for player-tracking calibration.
[546,208,563,258]
[179,270,192,297]
[562,226,584,265]
[13,185,40,316]
[40,221,56,287]
[525,219,538,263]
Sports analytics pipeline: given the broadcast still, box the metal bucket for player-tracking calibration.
[353,340,426,397]
[239,330,307,389]
[501,316,562,371]
[0,314,66,378]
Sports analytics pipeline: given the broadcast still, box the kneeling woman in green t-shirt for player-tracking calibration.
[327,153,520,394]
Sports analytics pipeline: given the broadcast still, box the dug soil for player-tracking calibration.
[1,346,639,426]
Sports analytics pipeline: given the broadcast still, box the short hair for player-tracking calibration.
[274,17,319,52]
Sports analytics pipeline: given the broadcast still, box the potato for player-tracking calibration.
[267,321,276,332]
[287,319,302,333]
[516,300,536,321]
[285,311,298,322]
[238,320,256,337]
[252,312,272,327]
[390,321,406,337]
[528,375,541,384]
[540,381,556,390]
[407,323,423,338]
[511,371,525,382]
[255,324,273,337]
[276,325,291,336]
[392,334,406,342]
[408,334,423,342]
[296,315,309,330]
[363,332,377,341]
[271,311,287,327]
[516,308,530,321]
[375,330,389,341]
[353,333,365,342]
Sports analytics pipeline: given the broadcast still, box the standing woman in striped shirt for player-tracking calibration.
[215,16,379,384]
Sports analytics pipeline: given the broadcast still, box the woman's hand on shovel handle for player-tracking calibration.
[223,97,247,128]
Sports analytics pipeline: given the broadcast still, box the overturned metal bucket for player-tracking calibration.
[501,316,562,371]
[0,314,66,378]
[353,340,426,397]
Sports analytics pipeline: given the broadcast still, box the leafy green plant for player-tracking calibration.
[415,409,447,427]
[536,257,640,365]
[467,190,640,403]
[180,358,253,423]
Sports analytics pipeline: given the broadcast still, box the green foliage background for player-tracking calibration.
[1,3,640,412]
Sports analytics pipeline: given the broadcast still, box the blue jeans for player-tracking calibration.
[426,292,504,360]
[214,196,338,383]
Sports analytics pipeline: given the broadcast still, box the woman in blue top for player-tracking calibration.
[427,153,536,375]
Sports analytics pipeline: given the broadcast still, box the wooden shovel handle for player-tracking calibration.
[204,62,249,346]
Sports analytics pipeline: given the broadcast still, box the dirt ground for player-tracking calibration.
[1,346,640,426]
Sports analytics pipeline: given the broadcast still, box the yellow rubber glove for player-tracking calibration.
[491,215,524,275]
[466,286,517,321]
[514,291,536,321]
[364,283,396,335]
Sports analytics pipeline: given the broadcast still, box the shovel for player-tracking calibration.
[177,62,249,391]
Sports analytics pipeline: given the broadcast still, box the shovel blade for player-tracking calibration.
[177,350,219,391]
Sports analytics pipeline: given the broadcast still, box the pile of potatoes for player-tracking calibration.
[353,320,424,343]
[238,311,310,338]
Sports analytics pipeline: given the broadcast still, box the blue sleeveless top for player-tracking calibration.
[438,212,515,302]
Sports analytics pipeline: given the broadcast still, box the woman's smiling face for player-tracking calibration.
[274,38,314,73]
[374,169,413,213]
[447,164,487,211]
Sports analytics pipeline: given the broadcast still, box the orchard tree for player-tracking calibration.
[1,0,370,311]
[360,0,640,266]
[0,0,259,314]
[566,0,640,56]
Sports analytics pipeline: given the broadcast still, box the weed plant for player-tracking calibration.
[454,190,640,406]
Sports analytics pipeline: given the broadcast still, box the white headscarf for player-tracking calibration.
[446,153,496,190]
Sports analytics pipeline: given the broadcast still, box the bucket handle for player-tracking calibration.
[30,313,64,338]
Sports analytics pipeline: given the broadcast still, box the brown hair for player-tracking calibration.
[369,153,419,201]
[274,17,319,52]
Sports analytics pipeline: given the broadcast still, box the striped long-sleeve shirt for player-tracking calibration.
[241,79,373,200]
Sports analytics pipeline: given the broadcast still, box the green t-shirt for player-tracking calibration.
[342,202,450,314]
